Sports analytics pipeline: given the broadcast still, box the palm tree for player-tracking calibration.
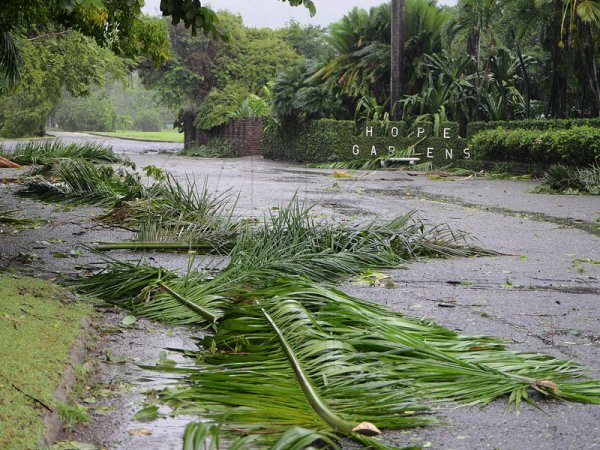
[312,0,451,116]
[0,32,21,90]
[445,0,500,65]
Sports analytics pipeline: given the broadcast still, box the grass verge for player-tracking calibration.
[87,130,184,143]
[0,273,94,450]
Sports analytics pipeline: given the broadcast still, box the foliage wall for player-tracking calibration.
[264,117,600,172]
[469,126,600,167]
[263,119,468,165]
[467,118,600,137]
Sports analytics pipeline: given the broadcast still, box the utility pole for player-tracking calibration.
[390,0,404,120]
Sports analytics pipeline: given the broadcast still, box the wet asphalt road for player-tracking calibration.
[1,131,183,154]
[1,133,599,450]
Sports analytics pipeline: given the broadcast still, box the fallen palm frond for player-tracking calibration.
[68,253,227,326]
[225,200,496,286]
[154,277,600,449]
[159,296,432,449]
[534,164,600,195]
[311,147,418,171]
[99,174,238,252]
[18,158,145,207]
[310,159,387,170]
[74,200,496,327]
[8,140,120,165]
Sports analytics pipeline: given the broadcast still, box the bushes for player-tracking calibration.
[56,95,114,132]
[467,118,600,138]
[470,126,600,166]
[535,164,600,195]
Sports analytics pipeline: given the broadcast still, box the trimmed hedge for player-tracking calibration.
[263,119,469,165]
[467,118,600,138]
[469,126,600,166]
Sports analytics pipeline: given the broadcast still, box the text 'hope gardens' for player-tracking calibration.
[352,125,471,160]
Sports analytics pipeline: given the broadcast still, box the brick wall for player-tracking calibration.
[188,117,264,157]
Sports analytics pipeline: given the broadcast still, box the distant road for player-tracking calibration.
[1,131,184,154]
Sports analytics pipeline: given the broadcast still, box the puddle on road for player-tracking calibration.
[60,309,204,450]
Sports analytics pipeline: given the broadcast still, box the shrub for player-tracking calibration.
[114,114,133,130]
[0,96,52,137]
[181,138,236,158]
[55,95,114,132]
[194,85,251,131]
[469,126,600,166]
[467,118,600,138]
[133,110,163,132]
[536,164,600,195]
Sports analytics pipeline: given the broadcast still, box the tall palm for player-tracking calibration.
[445,0,500,64]
[313,0,451,113]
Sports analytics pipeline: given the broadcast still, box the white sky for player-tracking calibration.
[143,0,458,29]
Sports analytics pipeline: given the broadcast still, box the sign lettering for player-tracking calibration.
[352,126,470,160]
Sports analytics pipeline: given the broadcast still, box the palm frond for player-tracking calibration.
[0,31,22,88]
[19,159,144,207]
[9,140,120,165]
[101,174,238,251]
[156,277,600,449]
[159,293,433,449]
[67,255,227,326]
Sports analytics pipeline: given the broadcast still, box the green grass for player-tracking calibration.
[88,130,184,143]
[0,274,94,450]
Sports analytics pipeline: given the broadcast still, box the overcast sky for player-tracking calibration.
[143,0,458,29]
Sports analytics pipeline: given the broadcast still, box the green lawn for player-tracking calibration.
[0,274,94,450]
[88,130,184,142]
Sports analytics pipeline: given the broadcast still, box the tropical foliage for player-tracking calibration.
[266,0,600,138]
[139,13,301,130]
[534,163,600,194]
[0,30,126,137]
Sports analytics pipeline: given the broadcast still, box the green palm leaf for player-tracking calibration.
[19,158,144,207]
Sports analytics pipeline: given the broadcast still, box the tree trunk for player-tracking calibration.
[547,44,568,118]
[467,29,480,62]
[546,0,568,118]
[586,26,600,115]
[511,29,532,118]
[390,0,405,120]
[182,110,197,149]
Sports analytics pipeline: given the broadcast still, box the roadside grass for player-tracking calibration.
[0,274,94,450]
[88,130,184,143]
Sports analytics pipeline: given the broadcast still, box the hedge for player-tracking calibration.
[263,119,468,165]
[467,118,600,138]
[469,126,600,166]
